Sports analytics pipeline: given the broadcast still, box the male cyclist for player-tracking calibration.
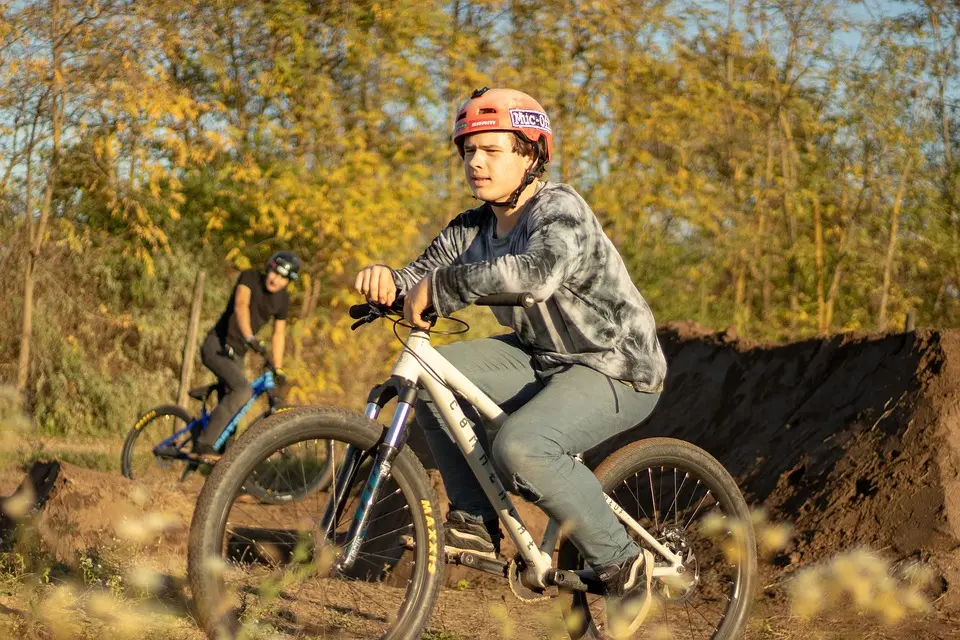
[189,251,298,457]
[355,88,666,622]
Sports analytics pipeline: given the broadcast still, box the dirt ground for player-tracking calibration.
[3,324,960,639]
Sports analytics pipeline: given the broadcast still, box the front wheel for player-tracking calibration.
[559,438,757,640]
[188,406,444,639]
[120,405,194,482]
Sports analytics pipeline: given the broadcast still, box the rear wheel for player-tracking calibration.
[241,406,334,504]
[120,405,193,482]
[559,438,757,639]
[243,439,335,504]
[188,406,444,639]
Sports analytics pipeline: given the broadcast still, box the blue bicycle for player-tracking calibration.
[121,355,331,503]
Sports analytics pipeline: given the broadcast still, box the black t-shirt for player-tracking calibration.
[214,269,290,355]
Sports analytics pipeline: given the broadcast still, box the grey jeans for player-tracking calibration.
[415,334,660,569]
[198,332,252,448]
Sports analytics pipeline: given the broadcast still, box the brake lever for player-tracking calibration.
[351,310,381,331]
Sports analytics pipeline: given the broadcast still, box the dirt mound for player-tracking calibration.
[596,325,960,604]
[1,461,196,565]
[412,325,960,601]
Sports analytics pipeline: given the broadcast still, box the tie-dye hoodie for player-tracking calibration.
[394,182,667,392]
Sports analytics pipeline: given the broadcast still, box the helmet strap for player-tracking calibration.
[477,143,546,210]
[481,171,537,209]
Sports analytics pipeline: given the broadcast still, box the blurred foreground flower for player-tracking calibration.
[751,509,793,556]
[115,512,180,543]
[699,509,793,564]
[787,548,932,624]
[2,482,35,520]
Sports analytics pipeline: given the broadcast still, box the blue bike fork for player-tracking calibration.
[328,400,413,571]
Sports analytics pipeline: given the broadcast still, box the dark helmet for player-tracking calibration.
[266,251,301,281]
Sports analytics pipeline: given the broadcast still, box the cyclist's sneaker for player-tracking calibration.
[189,422,203,448]
[193,441,217,456]
[443,510,499,559]
[154,440,219,464]
[191,441,220,463]
[598,549,655,639]
[153,444,184,458]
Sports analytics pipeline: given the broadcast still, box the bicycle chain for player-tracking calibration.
[507,558,552,603]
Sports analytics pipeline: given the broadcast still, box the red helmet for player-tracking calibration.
[452,88,553,163]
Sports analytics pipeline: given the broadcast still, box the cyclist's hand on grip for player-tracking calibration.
[404,278,434,330]
[246,336,267,356]
[355,265,397,306]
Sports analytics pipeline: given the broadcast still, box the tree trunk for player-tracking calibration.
[825,220,853,333]
[778,115,800,335]
[699,271,709,322]
[933,276,947,320]
[733,257,748,333]
[758,121,775,321]
[176,271,206,407]
[942,76,953,170]
[16,260,36,394]
[305,278,321,319]
[17,0,62,397]
[877,156,914,331]
[814,195,825,335]
[15,148,35,394]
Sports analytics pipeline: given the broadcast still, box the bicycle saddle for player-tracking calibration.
[188,383,220,402]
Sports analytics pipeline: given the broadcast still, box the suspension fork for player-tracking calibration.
[329,379,419,571]
[319,404,378,541]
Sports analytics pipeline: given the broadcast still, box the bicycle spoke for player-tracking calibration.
[349,522,412,547]
[683,601,696,636]
[661,470,690,529]
[658,466,664,528]
[621,473,651,522]
[362,499,410,528]
[683,490,713,532]
[648,467,660,531]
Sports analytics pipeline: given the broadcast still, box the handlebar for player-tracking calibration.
[475,293,536,308]
[259,354,289,394]
[349,292,535,330]
[262,354,277,373]
[246,343,275,370]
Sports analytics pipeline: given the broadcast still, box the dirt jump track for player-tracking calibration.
[636,324,960,607]
[414,324,960,607]
[3,323,960,637]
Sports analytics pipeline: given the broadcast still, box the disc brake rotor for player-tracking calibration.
[656,525,700,603]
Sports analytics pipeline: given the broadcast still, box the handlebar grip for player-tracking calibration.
[349,303,372,319]
[475,293,536,308]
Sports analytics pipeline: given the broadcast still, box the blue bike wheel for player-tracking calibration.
[121,404,194,482]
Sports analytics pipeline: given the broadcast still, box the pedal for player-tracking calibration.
[184,451,221,465]
[456,551,508,578]
[545,568,604,595]
[400,536,506,577]
[179,461,199,482]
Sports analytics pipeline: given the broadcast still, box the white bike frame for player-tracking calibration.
[387,329,684,586]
